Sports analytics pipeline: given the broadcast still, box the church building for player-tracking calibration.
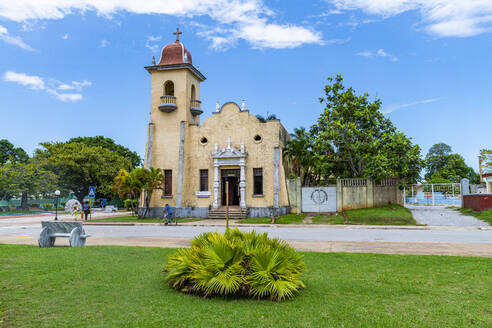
[143,28,291,218]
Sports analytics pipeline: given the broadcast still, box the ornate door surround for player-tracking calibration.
[211,140,247,209]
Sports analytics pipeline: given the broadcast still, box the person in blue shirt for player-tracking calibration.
[163,204,175,225]
[83,202,90,221]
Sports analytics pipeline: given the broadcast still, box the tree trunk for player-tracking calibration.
[21,192,28,210]
[74,191,85,206]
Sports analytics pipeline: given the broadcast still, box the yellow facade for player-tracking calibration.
[143,44,291,218]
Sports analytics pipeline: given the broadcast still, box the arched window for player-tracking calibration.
[191,84,196,99]
[164,81,174,96]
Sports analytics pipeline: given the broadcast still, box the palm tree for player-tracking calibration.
[141,167,164,218]
[283,127,314,185]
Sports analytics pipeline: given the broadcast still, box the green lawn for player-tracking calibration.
[0,210,48,216]
[238,213,305,224]
[240,205,416,225]
[0,245,490,327]
[91,216,204,223]
[340,204,417,225]
[458,208,492,225]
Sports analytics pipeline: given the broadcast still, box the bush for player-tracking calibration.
[124,199,137,211]
[165,228,306,301]
[42,203,52,210]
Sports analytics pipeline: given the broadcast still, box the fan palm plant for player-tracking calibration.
[165,229,306,301]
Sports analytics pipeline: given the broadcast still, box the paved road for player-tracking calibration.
[407,205,489,226]
[1,224,491,244]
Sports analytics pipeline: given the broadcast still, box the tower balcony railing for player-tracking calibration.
[190,99,203,116]
[159,95,177,112]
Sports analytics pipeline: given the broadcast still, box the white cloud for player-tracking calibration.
[376,48,398,62]
[332,0,492,37]
[100,39,109,48]
[145,35,162,52]
[0,0,323,49]
[3,71,90,102]
[0,24,34,50]
[356,50,372,57]
[62,33,68,40]
[382,98,440,114]
[3,71,44,89]
[356,48,398,61]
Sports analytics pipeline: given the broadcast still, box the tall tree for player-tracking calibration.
[68,136,142,168]
[424,142,453,180]
[480,149,492,172]
[0,161,57,208]
[0,139,28,164]
[425,144,480,183]
[0,140,32,208]
[311,75,423,183]
[34,142,132,203]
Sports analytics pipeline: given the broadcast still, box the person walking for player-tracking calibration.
[83,202,90,221]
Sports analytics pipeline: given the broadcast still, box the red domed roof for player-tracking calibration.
[158,40,192,66]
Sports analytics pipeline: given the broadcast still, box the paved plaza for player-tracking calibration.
[1,210,491,258]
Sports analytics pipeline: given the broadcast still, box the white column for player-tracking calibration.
[273,147,279,208]
[240,159,246,209]
[213,161,220,208]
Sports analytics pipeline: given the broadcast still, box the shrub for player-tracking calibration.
[124,199,137,211]
[165,228,306,301]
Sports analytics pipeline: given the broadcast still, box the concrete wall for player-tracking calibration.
[336,178,402,212]
[301,187,337,213]
[287,178,301,213]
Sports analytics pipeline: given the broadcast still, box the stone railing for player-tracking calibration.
[190,99,203,116]
[159,95,177,112]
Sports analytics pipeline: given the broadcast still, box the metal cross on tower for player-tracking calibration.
[173,25,182,42]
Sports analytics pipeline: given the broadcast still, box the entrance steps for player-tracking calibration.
[207,207,247,219]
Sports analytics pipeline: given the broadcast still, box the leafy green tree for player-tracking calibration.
[424,143,453,180]
[113,167,164,217]
[34,142,132,203]
[311,75,423,183]
[480,149,492,172]
[424,144,479,183]
[256,114,278,123]
[283,127,314,184]
[0,139,28,164]
[0,161,57,209]
[68,136,141,168]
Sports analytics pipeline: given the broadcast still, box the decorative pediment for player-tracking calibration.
[211,139,247,158]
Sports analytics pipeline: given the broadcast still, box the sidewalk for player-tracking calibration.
[3,235,491,258]
[83,219,492,231]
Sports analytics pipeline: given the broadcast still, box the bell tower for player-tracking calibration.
[143,27,206,207]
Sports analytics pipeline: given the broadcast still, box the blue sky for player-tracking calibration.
[0,0,491,171]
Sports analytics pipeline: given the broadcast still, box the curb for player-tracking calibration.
[81,221,492,231]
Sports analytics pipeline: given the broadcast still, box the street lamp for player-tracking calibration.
[54,190,60,221]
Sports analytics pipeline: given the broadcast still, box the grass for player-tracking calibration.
[240,205,416,225]
[0,210,48,216]
[238,213,305,224]
[458,208,492,225]
[91,215,204,223]
[0,245,491,327]
[341,204,416,225]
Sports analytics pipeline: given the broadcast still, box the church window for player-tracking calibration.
[200,169,208,191]
[200,137,208,145]
[164,81,174,96]
[163,170,172,196]
[254,134,262,142]
[253,168,263,195]
[191,84,196,99]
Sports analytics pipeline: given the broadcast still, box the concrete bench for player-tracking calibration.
[38,221,90,247]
